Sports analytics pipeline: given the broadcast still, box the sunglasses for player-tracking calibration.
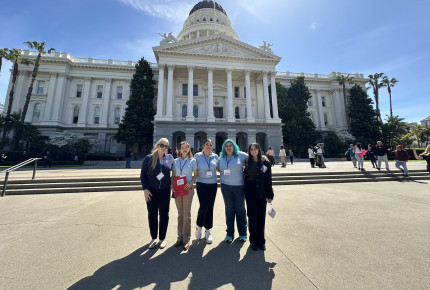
[158,144,169,148]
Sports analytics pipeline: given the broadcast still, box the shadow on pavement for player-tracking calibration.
[68,239,276,289]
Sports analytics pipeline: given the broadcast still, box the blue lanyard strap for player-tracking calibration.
[179,159,188,175]
[205,155,212,170]
[159,157,163,173]
[226,156,233,168]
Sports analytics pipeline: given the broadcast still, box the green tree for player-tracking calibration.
[336,74,354,130]
[0,48,9,72]
[347,84,380,145]
[20,41,55,122]
[412,125,425,148]
[277,77,319,150]
[115,57,155,154]
[381,115,408,148]
[381,76,398,118]
[367,72,385,120]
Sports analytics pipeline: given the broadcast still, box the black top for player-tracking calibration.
[189,0,227,16]
[244,157,274,200]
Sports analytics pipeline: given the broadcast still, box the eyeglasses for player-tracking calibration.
[158,144,169,149]
[250,148,259,151]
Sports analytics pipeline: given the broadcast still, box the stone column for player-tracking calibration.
[226,69,235,122]
[186,66,195,121]
[245,70,254,122]
[270,71,280,119]
[207,67,215,122]
[101,78,112,126]
[156,64,165,117]
[51,73,68,121]
[333,89,344,128]
[165,65,175,120]
[316,90,325,129]
[78,77,92,126]
[262,71,271,120]
[43,72,57,120]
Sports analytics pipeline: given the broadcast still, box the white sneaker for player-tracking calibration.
[148,239,158,249]
[196,226,202,239]
[159,240,167,249]
[205,229,213,244]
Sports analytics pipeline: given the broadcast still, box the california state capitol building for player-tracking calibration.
[4,0,366,155]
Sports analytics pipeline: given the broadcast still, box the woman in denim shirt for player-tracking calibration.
[172,141,198,251]
[217,139,248,243]
[140,138,174,250]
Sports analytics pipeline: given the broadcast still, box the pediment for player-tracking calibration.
[153,35,281,63]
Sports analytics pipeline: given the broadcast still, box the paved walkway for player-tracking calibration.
[0,161,429,289]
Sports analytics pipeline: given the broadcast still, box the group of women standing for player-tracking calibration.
[140,138,274,251]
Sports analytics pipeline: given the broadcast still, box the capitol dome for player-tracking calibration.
[177,0,239,42]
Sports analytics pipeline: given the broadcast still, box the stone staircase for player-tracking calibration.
[2,169,429,196]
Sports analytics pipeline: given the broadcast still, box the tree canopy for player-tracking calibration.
[114,57,155,154]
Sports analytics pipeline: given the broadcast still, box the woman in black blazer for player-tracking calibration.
[244,142,274,251]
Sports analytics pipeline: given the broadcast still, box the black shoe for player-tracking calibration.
[361,168,365,171]
[377,167,380,171]
[258,244,266,251]
[251,244,258,251]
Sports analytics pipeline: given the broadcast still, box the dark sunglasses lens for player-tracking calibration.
[159,144,168,148]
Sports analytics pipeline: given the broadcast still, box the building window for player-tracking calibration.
[235,107,240,119]
[114,107,121,124]
[182,104,187,118]
[324,113,328,126]
[321,96,326,107]
[308,98,312,106]
[193,85,198,96]
[94,107,101,124]
[182,84,187,96]
[73,106,79,123]
[116,86,123,99]
[234,87,239,98]
[193,105,198,118]
[96,85,103,98]
[244,87,246,98]
[214,107,223,118]
[32,103,41,122]
[37,81,45,94]
[245,107,247,118]
[76,84,83,98]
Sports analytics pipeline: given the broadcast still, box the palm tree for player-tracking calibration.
[412,125,424,148]
[381,76,398,119]
[20,41,55,123]
[336,74,354,130]
[367,73,385,121]
[423,124,430,147]
[0,48,9,73]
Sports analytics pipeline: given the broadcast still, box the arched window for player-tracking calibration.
[73,106,79,124]
[235,107,240,119]
[32,103,41,122]
[245,107,247,119]
[203,18,206,22]
[193,105,198,118]
[182,104,187,118]
[114,107,121,124]
[94,107,101,124]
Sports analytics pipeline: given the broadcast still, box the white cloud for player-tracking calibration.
[310,22,317,30]
[119,0,192,22]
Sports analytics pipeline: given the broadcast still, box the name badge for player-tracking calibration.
[206,171,213,177]
[262,165,267,173]
[156,172,164,180]
[224,169,231,175]
[176,178,184,186]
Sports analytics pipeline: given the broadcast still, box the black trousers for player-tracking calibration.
[289,156,294,164]
[310,158,315,167]
[245,184,267,247]
[196,182,217,229]
[146,187,171,240]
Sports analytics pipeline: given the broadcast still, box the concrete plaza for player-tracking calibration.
[0,161,429,289]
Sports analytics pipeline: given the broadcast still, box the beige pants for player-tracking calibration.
[280,156,286,166]
[175,187,195,243]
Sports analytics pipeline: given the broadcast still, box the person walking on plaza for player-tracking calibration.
[279,145,286,167]
[140,138,174,250]
[125,148,133,168]
[389,145,410,177]
[172,141,198,251]
[355,143,365,171]
[375,141,390,170]
[345,144,357,168]
[194,139,219,244]
[367,144,377,168]
[217,139,248,243]
[43,151,52,168]
[244,143,274,251]
[288,149,294,164]
[412,145,430,173]
[315,143,326,168]
[308,145,316,167]
[266,146,275,166]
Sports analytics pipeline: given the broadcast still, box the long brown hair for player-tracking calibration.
[246,142,263,168]
[151,138,169,169]
[178,141,193,159]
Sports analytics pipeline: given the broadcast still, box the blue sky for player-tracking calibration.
[1,0,429,123]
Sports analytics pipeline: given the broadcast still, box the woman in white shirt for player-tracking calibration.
[355,143,365,171]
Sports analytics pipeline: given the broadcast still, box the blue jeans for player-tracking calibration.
[221,184,247,237]
[395,160,408,176]
[126,158,131,168]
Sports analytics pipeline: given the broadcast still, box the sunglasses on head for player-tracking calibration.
[158,144,169,148]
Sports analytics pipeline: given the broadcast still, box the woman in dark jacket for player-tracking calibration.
[244,142,274,251]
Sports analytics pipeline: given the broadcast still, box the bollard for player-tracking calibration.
[32,159,38,180]
[1,171,9,197]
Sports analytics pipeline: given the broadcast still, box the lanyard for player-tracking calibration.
[226,156,234,168]
[159,157,163,173]
[205,155,212,170]
[179,158,188,175]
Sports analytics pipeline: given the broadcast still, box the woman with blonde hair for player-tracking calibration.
[172,141,198,251]
[140,138,174,249]
[412,144,430,173]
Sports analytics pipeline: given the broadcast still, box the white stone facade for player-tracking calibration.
[3,0,366,155]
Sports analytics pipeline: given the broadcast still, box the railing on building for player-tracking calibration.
[1,158,42,197]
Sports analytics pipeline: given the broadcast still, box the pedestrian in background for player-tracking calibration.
[345,144,357,168]
[390,145,409,177]
[125,148,133,168]
[288,149,294,164]
[266,147,275,167]
[367,144,377,168]
[308,145,316,168]
[279,145,286,167]
[375,141,390,170]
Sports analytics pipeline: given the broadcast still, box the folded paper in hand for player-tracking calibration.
[268,207,276,218]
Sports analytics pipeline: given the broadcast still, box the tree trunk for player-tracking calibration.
[2,62,19,139]
[20,53,41,122]
[388,86,393,119]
